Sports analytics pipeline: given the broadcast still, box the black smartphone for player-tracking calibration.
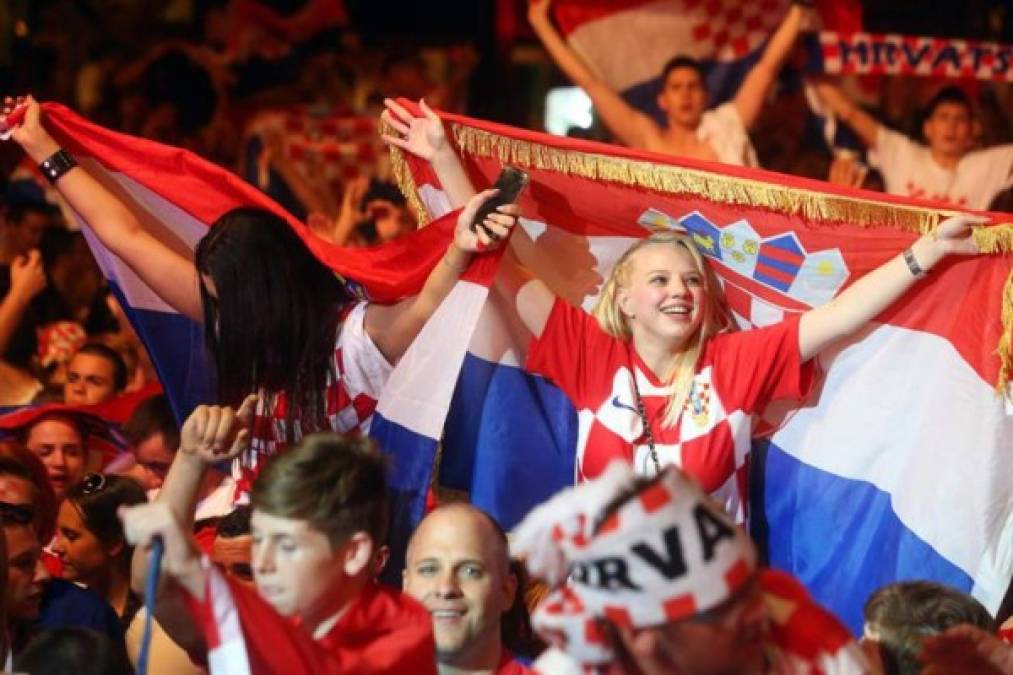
[471,166,529,233]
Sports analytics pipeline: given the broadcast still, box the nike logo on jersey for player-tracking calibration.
[611,396,638,414]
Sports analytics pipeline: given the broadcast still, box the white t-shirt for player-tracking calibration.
[697,103,759,168]
[870,127,1013,210]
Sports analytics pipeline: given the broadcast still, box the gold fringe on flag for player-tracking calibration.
[380,119,431,228]
[448,123,1013,243]
[449,124,962,234]
[998,270,1013,398]
[384,118,1013,394]
[389,118,1013,244]
[974,223,1013,254]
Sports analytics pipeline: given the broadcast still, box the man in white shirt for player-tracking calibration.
[814,82,1013,210]
[528,0,813,167]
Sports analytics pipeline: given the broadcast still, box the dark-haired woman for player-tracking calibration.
[5,96,519,489]
[52,474,147,623]
[51,473,201,673]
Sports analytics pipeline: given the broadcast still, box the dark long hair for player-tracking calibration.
[66,474,147,575]
[195,208,351,440]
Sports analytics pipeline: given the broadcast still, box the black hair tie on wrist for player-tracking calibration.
[39,148,78,185]
[903,247,927,277]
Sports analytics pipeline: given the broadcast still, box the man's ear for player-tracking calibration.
[501,568,518,612]
[340,531,375,577]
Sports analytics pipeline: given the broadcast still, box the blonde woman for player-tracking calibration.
[383,99,984,512]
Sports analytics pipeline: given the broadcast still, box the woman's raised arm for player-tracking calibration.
[4,97,202,321]
[798,215,986,361]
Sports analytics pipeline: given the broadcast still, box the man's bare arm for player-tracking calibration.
[733,4,809,130]
[528,0,659,148]
[812,80,882,150]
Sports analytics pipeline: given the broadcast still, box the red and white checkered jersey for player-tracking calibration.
[233,301,392,498]
[527,298,815,518]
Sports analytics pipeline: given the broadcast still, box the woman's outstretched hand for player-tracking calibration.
[932,214,989,257]
[381,97,450,163]
[2,95,59,161]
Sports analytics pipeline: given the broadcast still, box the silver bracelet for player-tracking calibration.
[903,247,926,277]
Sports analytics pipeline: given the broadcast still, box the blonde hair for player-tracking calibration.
[591,232,736,428]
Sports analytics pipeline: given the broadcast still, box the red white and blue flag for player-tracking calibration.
[551,0,795,117]
[552,0,866,154]
[32,102,1013,638]
[35,103,482,589]
[390,102,1013,634]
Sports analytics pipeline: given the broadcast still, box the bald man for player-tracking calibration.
[404,504,531,674]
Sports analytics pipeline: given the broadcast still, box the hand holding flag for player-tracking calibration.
[0,96,27,139]
[2,96,59,161]
[932,214,990,257]
[381,98,450,164]
[381,97,476,208]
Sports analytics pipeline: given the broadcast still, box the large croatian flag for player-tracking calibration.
[37,103,483,577]
[551,0,792,118]
[388,102,1013,634]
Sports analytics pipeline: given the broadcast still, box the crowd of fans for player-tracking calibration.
[3,0,1013,402]
[0,0,1011,673]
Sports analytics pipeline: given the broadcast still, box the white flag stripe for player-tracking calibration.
[769,322,1013,612]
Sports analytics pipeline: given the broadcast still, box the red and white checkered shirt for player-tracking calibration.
[232,301,392,499]
[527,298,815,519]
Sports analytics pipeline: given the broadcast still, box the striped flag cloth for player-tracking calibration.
[551,0,794,116]
[388,100,1013,634]
[36,102,489,587]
